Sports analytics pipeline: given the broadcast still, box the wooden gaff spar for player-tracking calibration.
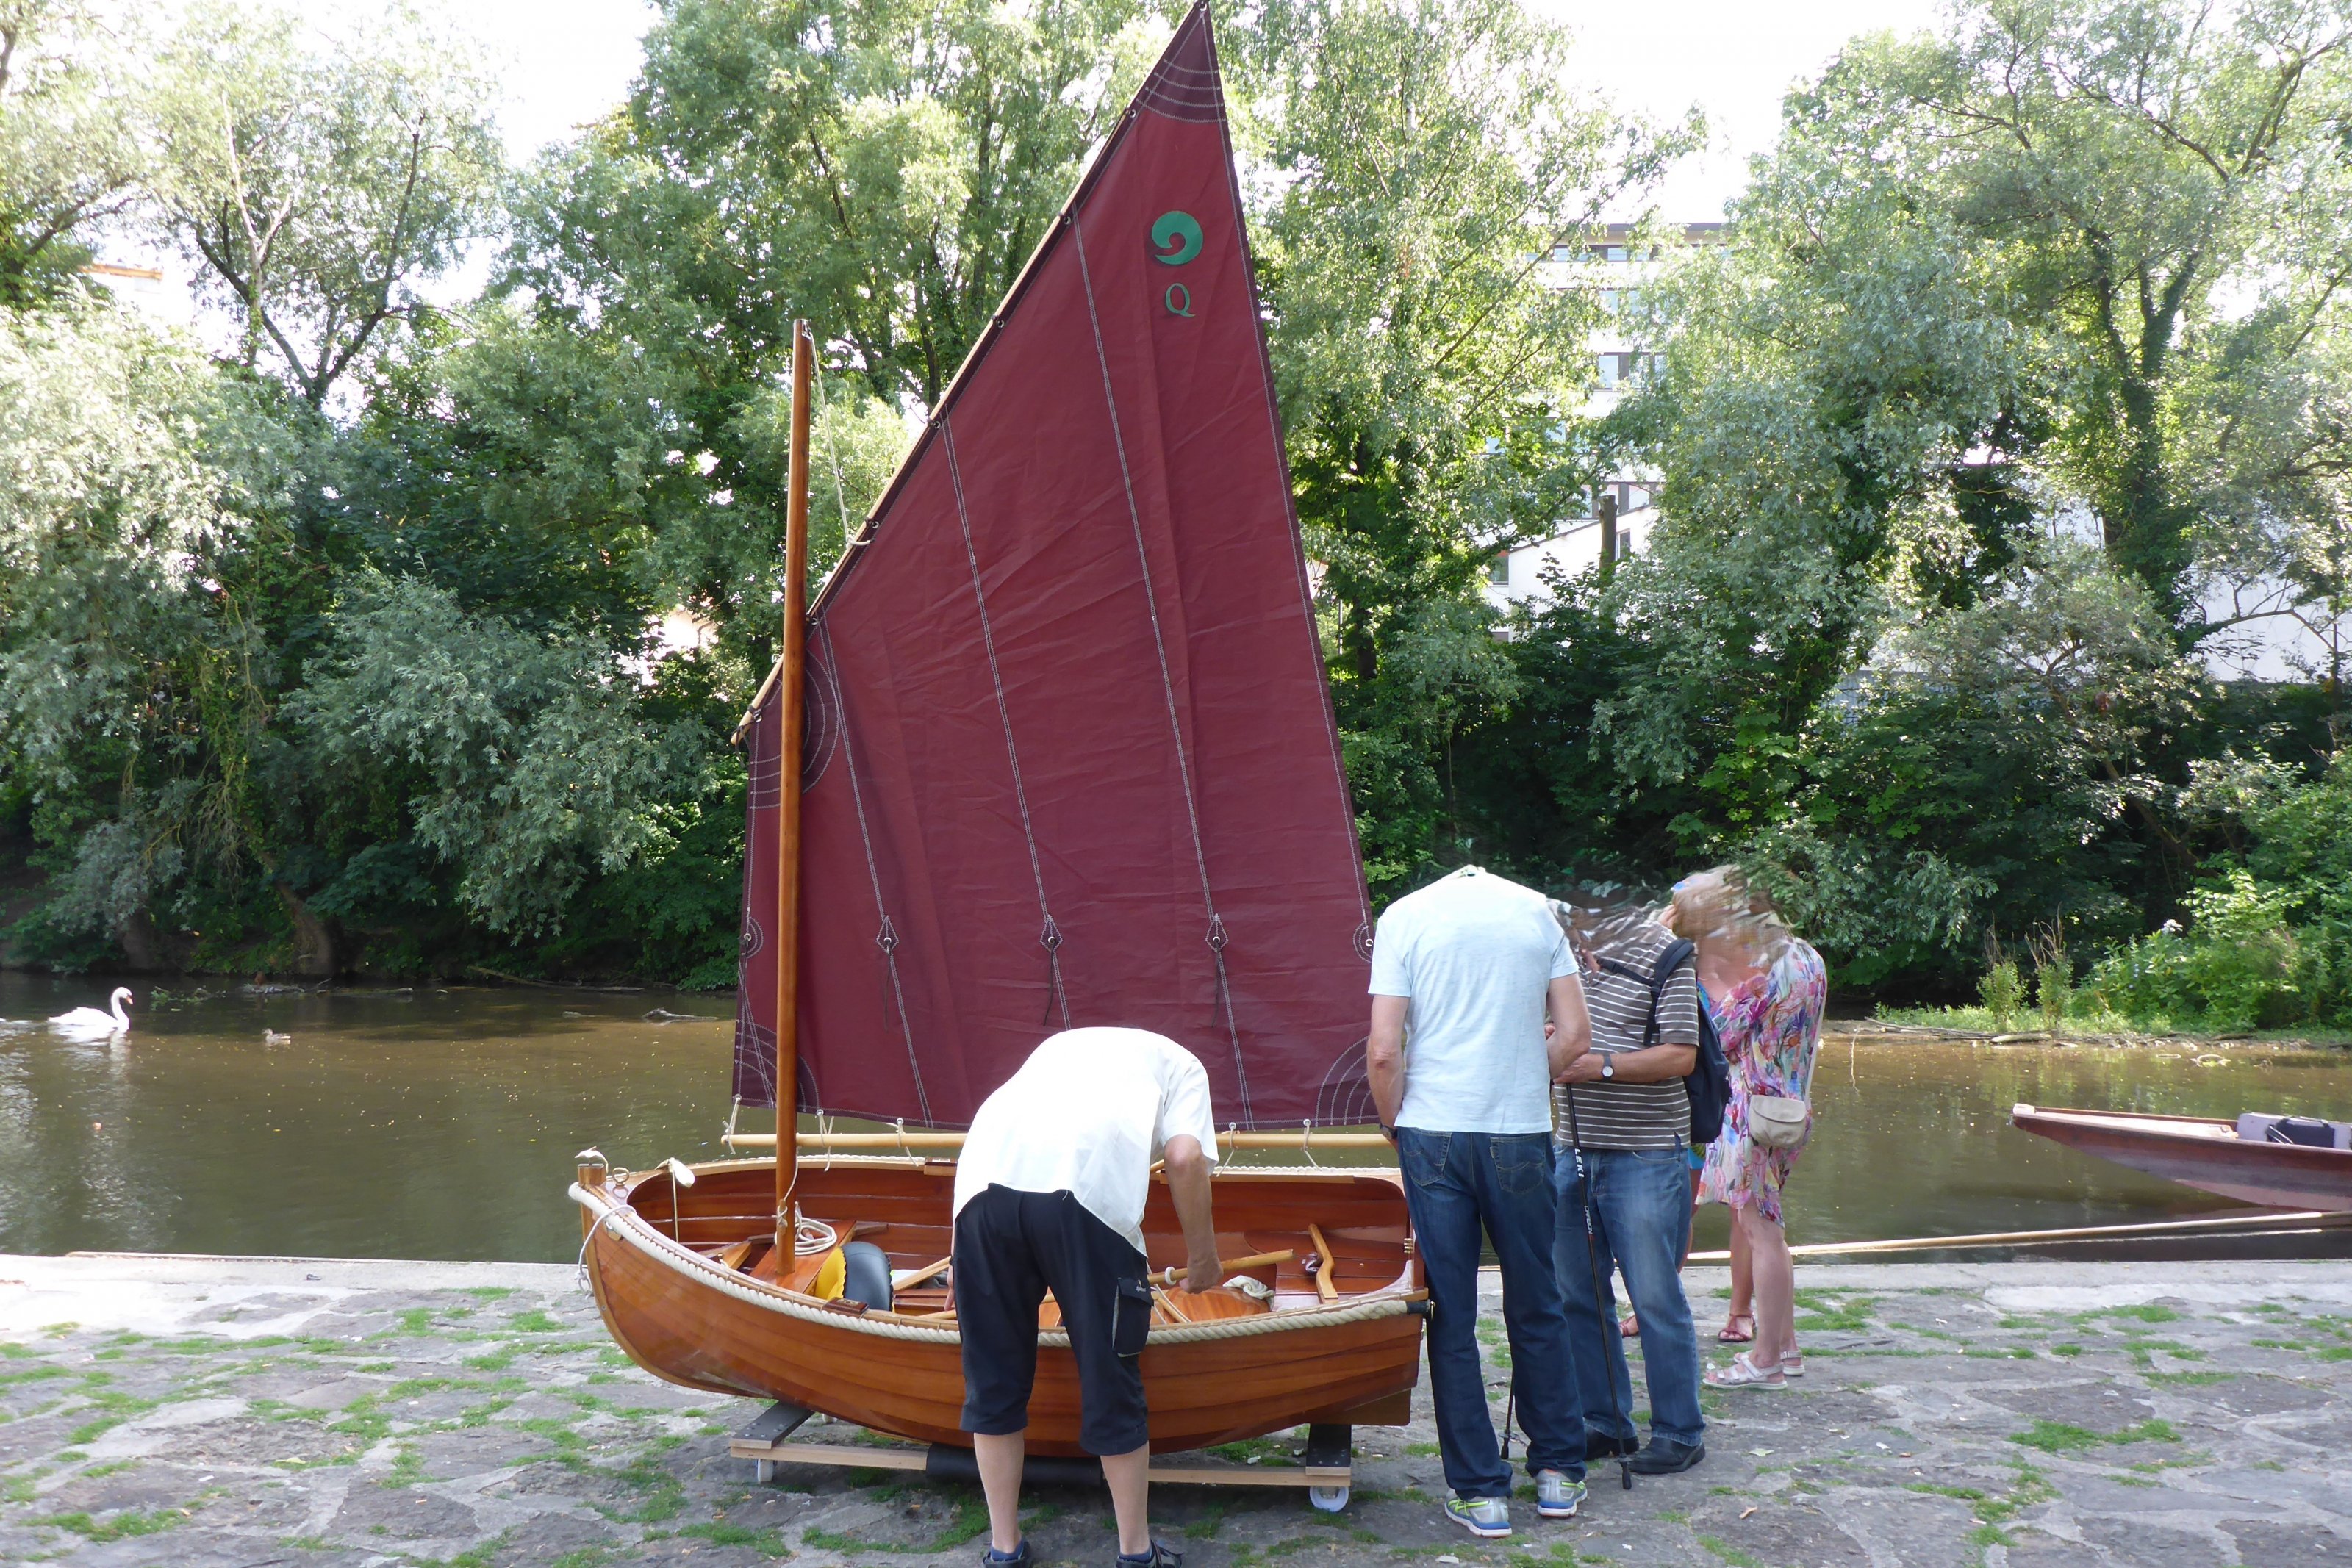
[571,4,1423,1505]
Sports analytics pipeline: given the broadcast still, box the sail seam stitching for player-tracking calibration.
[1069,212,1253,1126]
[941,416,1071,1032]
[817,622,931,1124]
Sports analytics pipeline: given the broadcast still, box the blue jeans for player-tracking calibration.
[1551,1144,1705,1448]
[1396,1129,1585,1497]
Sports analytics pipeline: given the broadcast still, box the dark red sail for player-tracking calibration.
[733,4,1372,1129]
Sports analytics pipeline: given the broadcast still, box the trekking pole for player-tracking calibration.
[1565,1089,1633,1491]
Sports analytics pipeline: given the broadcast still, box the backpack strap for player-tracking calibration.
[1593,938,1695,1049]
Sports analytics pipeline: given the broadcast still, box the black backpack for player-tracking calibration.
[1593,936,1732,1148]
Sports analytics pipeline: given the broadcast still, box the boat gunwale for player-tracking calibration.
[573,1172,1425,1345]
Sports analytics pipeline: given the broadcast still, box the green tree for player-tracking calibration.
[0,301,307,966]
[0,1,148,307]
[146,1,501,406]
[1793,0,2352,630]
[1238,0,1690,894]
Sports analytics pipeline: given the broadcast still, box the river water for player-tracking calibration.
[4,975,2349,1262]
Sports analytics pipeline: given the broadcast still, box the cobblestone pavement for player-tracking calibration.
[2,1254,2348,1567]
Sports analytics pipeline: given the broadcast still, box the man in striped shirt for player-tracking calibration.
[1551,904,1708,1475]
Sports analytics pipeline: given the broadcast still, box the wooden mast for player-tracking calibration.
[775,320,814,1253]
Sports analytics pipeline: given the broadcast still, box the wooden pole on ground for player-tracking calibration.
[725,1128,1395,1153]
[1685,1206,2348,1262]
[775,320,814,1255]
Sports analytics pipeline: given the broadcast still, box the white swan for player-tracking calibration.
[50,987,133,1037]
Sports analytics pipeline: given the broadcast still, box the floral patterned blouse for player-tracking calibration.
[1698,939,1828,1225]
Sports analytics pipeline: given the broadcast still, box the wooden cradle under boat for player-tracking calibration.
[573,1154,1427,1459]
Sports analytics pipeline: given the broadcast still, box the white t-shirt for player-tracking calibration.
[1368,866,1579,1135]
[953,1027,1222,1254]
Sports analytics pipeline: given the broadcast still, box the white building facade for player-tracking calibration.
[1484,222,1718,610]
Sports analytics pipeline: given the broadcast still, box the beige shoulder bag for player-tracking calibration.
[1747,1094,1810,1150]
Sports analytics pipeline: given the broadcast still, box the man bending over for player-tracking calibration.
[953,1026,1223,1568]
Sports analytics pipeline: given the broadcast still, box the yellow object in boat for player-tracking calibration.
[811,1246,846,1301]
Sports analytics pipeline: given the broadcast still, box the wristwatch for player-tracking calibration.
[1599,1056,1616,1081]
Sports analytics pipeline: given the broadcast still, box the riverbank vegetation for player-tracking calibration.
[1,0,2348,1021]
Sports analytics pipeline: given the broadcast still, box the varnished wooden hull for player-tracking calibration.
[575,1158,1424,1457]
[2013,1104,2352,1212]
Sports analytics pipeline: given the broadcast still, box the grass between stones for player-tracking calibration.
[664,1520,793,1556]
[1696,1536,1764,1567]
[800,1495,993,1555]
[2009,1417,2179,1453]
[35,1505,187,1542]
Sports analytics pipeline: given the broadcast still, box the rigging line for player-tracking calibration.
[812,357,856,550]
[816,620,932,1123]
[1069,212,1252,1125]
[939,415,1072,1032]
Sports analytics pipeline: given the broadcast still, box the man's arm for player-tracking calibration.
[1366,993,1409,1133]
[1554,1042,1696,1084]
[1546,973,1591,1079]
[1161,1134,1223,1294]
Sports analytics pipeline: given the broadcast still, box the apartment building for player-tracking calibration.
[1485,221,1721,608]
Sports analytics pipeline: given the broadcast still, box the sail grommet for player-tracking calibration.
[1040,920,1064,952]
[876,918,900,954]
[1205,914,1228,952]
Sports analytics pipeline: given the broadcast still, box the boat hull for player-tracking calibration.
[2012,1104,2352,1212]
[576,1158,1424,1457]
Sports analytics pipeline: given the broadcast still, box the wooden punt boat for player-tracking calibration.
[573,6,1421,1501]
[2012,1103,2352,1212]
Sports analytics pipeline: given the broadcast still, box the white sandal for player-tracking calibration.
[1780,1351,1804,1378]
[1704,1351,1786,1390]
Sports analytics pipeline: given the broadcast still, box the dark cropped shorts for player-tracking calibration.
[953,1184,1153,1456]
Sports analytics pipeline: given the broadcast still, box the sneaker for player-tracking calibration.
[1625,1437,1706,1475]
[1535,1470,1585,1519]
[983,1542,1031,1568]
[1114,1543,1180,1568]
[1443,1495,1512,1538]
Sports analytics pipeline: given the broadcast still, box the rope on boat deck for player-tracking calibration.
[569,1184,1415,1346]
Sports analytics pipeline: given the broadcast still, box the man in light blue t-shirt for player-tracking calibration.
[1367,866,1593,1539]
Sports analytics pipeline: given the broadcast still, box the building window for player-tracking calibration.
[1596,351,1661,389]
[1488,550,1511,586]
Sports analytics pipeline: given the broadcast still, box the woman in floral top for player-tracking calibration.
[1674,869,1827,1391]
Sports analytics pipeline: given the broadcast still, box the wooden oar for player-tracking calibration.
[892,1255,952,1290]
[1156,1248,1294,1287]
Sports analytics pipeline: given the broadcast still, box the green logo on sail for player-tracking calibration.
[1151,211,1202,265]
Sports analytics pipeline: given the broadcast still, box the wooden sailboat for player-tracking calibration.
[2012,1104,2352,1212]
[573,5,1422,1500]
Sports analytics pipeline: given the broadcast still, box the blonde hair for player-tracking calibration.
[1668,866,1792,961]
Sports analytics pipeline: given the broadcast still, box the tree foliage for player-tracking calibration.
[146,1,502,405]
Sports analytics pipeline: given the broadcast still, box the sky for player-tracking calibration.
[111,0,1956,332]
[445,0,1955,218]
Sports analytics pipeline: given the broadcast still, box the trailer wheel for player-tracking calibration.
[1308,1486,1349,1513]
